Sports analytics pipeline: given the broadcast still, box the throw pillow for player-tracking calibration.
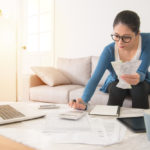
[31,66,71,86]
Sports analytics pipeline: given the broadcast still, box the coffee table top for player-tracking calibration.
[0,135,35,150]
[0,102,149,150]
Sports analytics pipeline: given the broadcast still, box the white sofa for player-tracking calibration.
[29,56,150,108]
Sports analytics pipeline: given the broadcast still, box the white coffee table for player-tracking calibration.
[0,102,150,150]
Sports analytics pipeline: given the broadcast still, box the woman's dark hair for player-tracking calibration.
[113,10,140,35]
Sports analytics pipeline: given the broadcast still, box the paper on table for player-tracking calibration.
[89,105,119,116]
[120,107,144,117]
[0,128,51,150]
[88,117,126,145]
[43,112,126,145]
[0,114,126,147]
[45,117,126,145]
[111,60,141,89]
[44,113,91,133]
[58,110,87,120]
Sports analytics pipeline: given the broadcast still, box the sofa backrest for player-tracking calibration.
[91,56,110,86]
[57,57,91,85]
[56,56,109,86]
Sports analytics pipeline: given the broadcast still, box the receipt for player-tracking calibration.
[111,60,141,89]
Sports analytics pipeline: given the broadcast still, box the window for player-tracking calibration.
[26,0,53,52]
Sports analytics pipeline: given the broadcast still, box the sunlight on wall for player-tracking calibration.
[0,13,16,101]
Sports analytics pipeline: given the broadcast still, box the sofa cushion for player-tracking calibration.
[91,56,110,86]
[31,66,71,86]
[57,57,91,86]
[30,84,83,103]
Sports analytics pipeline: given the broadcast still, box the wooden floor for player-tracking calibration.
[0,135,35,150]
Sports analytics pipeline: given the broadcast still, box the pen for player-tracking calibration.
[72,99,87,110]
[73,99,76,103]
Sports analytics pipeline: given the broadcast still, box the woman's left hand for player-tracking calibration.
[120,73,140,85]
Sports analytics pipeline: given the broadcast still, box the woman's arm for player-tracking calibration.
[68,44,114,110]
[81,46,113,103]
[137,35,150,82]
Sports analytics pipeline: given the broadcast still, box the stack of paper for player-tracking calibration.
[44,111,126,145]
[111,60,141,89]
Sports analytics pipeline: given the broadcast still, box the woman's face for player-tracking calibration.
[113,23,139,50]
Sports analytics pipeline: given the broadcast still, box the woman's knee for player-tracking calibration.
[108,81,127,95]
[107,81,119,93]
[131,81,149,94]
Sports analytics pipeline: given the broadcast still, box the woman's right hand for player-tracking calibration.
[68,98,87,110]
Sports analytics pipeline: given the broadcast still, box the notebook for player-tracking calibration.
[89,105,120,117]
[0,103,45,125]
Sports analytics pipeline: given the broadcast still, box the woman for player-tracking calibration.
[69,10,150,110]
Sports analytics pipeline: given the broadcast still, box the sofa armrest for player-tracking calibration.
[30,74,45,87]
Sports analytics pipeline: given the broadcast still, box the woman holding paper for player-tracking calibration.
[69,10,150,110]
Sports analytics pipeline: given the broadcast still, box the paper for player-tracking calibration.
[0,128,51,150]
[89,105,119,116]
[88,118,126,145]
[44,116,126,145]
[111,60,141,89]
[44,112,91,133]
[43,111,126,145]
[59,110,87,120]
[0,106,126,147]
[120,107,144,117]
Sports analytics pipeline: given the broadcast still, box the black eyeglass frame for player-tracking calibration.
[111,34,132,43]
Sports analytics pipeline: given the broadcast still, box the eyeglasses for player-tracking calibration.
[111,34,132,43]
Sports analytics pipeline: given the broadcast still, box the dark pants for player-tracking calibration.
[107,80,150,109]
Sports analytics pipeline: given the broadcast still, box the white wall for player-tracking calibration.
[0,0,17,101]
[54,0,150,60]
